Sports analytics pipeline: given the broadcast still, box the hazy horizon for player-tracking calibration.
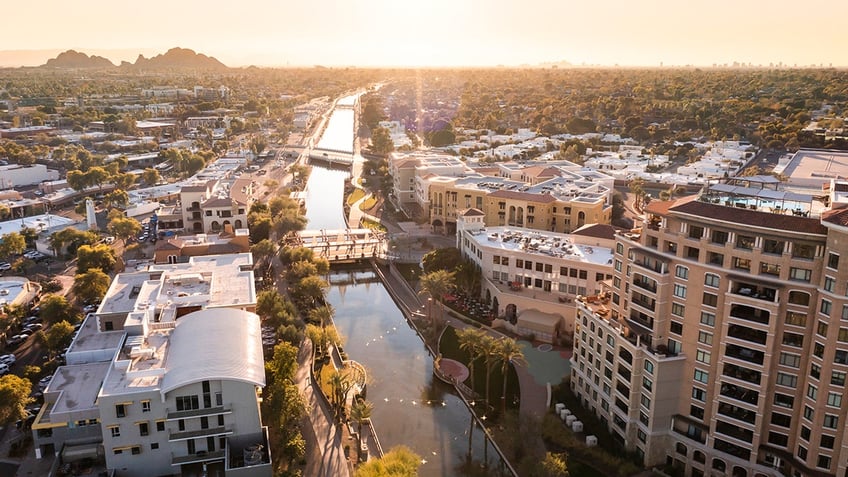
[4,0,848,69]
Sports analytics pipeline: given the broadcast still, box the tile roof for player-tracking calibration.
[572,223,616,240]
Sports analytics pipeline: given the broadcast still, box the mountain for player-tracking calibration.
[126,47,227,70]
[42,50,115,68]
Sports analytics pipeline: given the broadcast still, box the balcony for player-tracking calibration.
[627,311,654,331]
[671,415,708,444]
[172,450,226,466]
[725,344,765,365]
[727,324,768,345]
[716,401,756,425]
[632,277,657,293]
[630,292,656,312]
[722,362,762,385]
[633,256,668,274]
[719,382,759,405]
[166,405,231,420]
[169,426,232,442]
[729,305,770,326]
[731,284,777,303]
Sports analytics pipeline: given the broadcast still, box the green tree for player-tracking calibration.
[250,239,276,264]
[107,216,142,244]
[480,334,498,409]
[72,268,110,304]
[350,399,374,462]
[370,126,394,156]
[0,375,33,426]
[141,167,160,186]
[355,445,421,477]
[45,320,75,355]
[456,328,486,395]
[291,275,328,308]
[103,189,129,209]
[0,232,26,260]
[495,337,526,414]
[537,452,569,477]
[76,243,117,273]
[421,247,462,273]
[418,269,455,324]
[39,295,80,324]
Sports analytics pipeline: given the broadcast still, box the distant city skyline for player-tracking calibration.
[4,0,847,68]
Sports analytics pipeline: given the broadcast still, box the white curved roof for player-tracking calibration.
[161,308,265,394]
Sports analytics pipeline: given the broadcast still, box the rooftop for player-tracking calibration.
[464,226,614,266]
[43,362,111,416]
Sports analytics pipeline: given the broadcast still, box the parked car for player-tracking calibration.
[0,262,11,271]
[0,363,10,376]
[38,375,53,392]
[102,236,116,245]
[83,304,98,313]
[0,353,15,366]
[25,323,43,332]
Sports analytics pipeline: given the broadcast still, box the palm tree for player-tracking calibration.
[350,399,374,462]
[479,335,498,411]
[328,371,352,421]
[456,328,486,395]
[308,304,334,327]
[418,269,455,324]
[495,338,527,415]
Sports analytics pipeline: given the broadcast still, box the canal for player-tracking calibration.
[304,104,505,476]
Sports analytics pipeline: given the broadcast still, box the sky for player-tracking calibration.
[3,0,847,68]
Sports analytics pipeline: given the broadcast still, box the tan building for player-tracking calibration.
[571,178,848,477]
[180,179,250,233]
[153,228,250,264]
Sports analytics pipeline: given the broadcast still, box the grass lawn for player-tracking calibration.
[439,326,520,415]
[346,188,365,206]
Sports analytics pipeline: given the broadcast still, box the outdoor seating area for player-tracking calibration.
[444,292,495,325]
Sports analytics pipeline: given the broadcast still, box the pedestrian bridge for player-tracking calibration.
[291,228,387,263]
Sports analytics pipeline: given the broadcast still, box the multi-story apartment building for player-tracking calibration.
[457,211,614,341]
[389,152,614,234]
[571,178,848,477]
[31,253,270,477]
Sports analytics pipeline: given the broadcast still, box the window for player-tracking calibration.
[670,321,683,335]
[696,350,711,364]
[788,291,810,306]
[535,262,543,272]
[768,432,788,446]
[774,393,794,408]
[823,414,839,429]
[804,405,814,421]
[711,230,729,244]
[821,434,835,449]
[733,257,751,270]
[817,455,832,470]
[644,361,654,374]
[807,384,818,400]
[156,421,165,432]
[139,422,149,436]
[673,284,686,298]
[779,352,801,368]
[689,225,704,239]
[827,392,842,407]
[789,267,812,282]
[843,305,848,321]
[131,446,141,455]
[675,266,688,279]
[151,443,159,450]
[827,252,839,270]
[786,311,807,326]
[824,276,836,292]
[801,426,811,440]
[690,405,705,419]
[797,446,808,460]
[115,404,126,418]
[776,372,797,387]
[640,394,651,409]
[700,312,715,326]
[736,235,755,249]
[141,401,150,413]
[642,377,652,392]
[694,369,709,383]
[692,387,706,401]
[782,332,803,347]
[671,303,685,317]
[811,363,821,379]
[818,321,829,337]
[698,331,713,345]
[771,413,791,427]
[760,262,780,276]
[792,243,815,259]
[832,371,846,386]
[821,300,832,316]
[704,273,719,288]
[702,292,717,307]
[110,426,120,437]
[763,239,784,254]
[175,395,200,411]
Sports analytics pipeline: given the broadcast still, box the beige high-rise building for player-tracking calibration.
[571,178,848,477]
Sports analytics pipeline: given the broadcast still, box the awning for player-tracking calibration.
[62,442,101,462]
[516,309,562,334]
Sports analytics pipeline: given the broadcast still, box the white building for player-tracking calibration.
[0,164,59,189]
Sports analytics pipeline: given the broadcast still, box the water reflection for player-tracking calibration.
[303,164,349,230]
[328,269,507,477]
